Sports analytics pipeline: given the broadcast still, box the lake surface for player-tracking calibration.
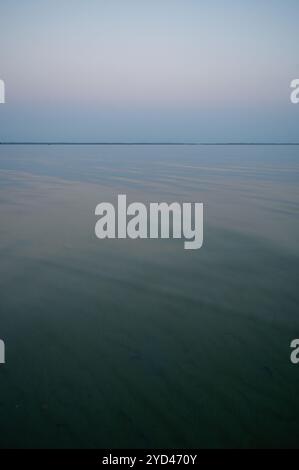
[0,144,298,448]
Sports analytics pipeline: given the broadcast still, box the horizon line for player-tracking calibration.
[1,142,299,146]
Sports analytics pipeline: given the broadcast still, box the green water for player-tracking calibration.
[0,144,298,448]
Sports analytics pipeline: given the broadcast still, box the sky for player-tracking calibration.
[0,0,298,142]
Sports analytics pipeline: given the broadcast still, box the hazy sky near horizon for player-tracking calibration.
[0,0,298,141]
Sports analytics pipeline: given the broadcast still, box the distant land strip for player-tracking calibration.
[1,142,299,146]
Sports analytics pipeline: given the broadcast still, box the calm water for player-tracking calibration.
[0,144,298,448]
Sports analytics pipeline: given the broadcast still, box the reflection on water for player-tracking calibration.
[0,145,299,448]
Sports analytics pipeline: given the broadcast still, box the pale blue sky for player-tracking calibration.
[0,0,298,141]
